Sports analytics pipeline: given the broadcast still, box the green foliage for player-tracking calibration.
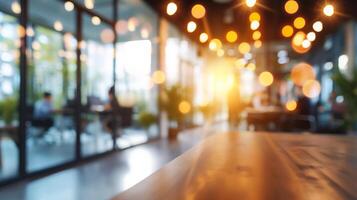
[159,84,193,123]
[0,97,18,125]
[333,68,357,127]
[138,112,157,129]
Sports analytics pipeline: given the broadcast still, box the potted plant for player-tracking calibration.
[0,97,18,125]
[138,111,157,130]
[333,67,357,134]
[160,84,192,139]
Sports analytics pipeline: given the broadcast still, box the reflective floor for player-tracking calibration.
[0,123,228,200]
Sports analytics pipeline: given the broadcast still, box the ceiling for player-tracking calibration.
[144,0,357,44]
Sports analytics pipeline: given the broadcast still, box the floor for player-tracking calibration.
[0,123,228,200]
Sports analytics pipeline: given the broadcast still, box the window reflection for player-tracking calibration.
[0,11,19,180]
[115,0,159,148]
[26,0,76,172]
[80,14,114,156]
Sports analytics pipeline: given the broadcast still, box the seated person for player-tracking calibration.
[104,87,120,133]
[33,92,54,130]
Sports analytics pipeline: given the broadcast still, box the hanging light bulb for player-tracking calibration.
[246,0,257,8]
[187,21,197,33]
[11,1,21,14]
[323,4,334,17]
[166,2,177,16]
[84,0,94,9]
[64,1,74,12]
[226,30,238,43]
[313,21,323,32]
[199,33,209,43]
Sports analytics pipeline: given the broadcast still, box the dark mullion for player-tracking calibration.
[75,8,82,160]
[19,0,29,177]
[112,0,118,149]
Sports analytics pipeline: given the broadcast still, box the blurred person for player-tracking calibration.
[33,92,54,130]
[296,88,311,116]
[104,86,120,134]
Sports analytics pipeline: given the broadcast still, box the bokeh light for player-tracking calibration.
[167,2,178,16]
[238,42,251,54]
[303,80,321,98]
[246,0,257,8]
[191,4,206,19]
[11,1,21,14]
[100,28,115,43]
[286,100,297,111]
[291,62,315,86]
[54,21,63,32]
[293,17,306,29]
[226,30,238,43]
[187,21,197,33]
[64,1,74,12]
[209,39,222,51]
[249,12,261,22]
[250,20,260,30]
[199,33,209,43]
[323,4,334,17]
[259,71,274,87]
[246,63,256,71]
[284,0,299,14]
[254,40,262,48]
[152,70,166,84]
[307,32,316,41]
[313,21,323,32]
[282,25,294,38]
[179,101,191,114]
[217,49,225,57]
[252,31,261,40]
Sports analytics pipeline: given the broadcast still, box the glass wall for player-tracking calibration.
[80,13,115,156]
[0,0,161,185]
[0,9,20,181]
[26,0,77,172]
[115,0,159,148]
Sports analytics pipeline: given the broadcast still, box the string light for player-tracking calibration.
[226,30,238,43]
[307,32,316,41]
[254,40,262,48]
[259,71,274,87]
[187,21,197,33]
[323,4,334,17]
[250,20,260,30]
[191,4,206,19]
[84,0,94,9]
[11,1,21,14]
[246,0,257,8]
[282,25,294,38]
[209,39,222,51]
[252,31,261,40]
[199,33,209,43]
[64,1,74,12]
[91,16,101,26]
[238,42,251,54]
[179,101,191,114]
[284,0,299,14]
[313,21,323,32]
[166,2,177,16]
[286,100,297,111]
[293,17,306,29]
[249,12,261,22]
[54,21,63,32]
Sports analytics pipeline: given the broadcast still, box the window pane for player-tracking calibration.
[74,0,114,20]
[26,0,76,172]
[80,13,114,156]
[115,0,159,148]
[0,11,20,181]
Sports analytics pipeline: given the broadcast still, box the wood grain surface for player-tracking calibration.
[112,132,357,200]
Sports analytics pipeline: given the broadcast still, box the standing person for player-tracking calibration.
[104,86,120,134]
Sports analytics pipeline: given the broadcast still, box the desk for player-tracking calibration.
[112,132,357,200]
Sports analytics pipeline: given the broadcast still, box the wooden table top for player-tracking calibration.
[112,132,357,200]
